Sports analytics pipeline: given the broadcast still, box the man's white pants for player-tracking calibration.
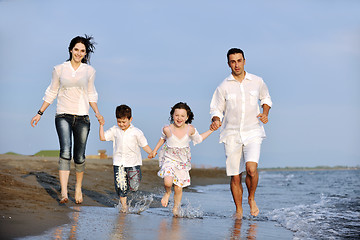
[224,136,262,176]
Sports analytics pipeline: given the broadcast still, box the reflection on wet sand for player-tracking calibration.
[230,218,257,240]
[158,217,182,240]
[52,206,81,240]
[110,213,130,240]
[69,206,80,239]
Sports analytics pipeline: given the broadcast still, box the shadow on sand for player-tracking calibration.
[22,171,116,207]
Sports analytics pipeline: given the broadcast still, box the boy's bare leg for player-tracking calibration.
[245,162,259,216]
[119,197,128,213]
[173,185,183,217]
[230,174,243,219]
[162,176,173,207]
[75,171,84,204]
[59,170,70,203]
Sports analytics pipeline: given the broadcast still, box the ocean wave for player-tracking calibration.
[268,193,360,239]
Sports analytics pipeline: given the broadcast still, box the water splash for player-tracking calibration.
[116,193,154,214]
[168,198,204,219]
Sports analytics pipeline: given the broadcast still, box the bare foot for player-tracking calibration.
[60,192,68,204]
[120,205,128,213]
[161,192,171,207]
[249,200,259,216]
[60,194,69,203]
[75,188,83,204]
[172,206,180,217]
[234,210,243,219]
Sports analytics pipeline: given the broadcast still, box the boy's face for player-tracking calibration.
[117,117,132,131]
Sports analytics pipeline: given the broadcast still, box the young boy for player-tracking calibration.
[99,104,152,213]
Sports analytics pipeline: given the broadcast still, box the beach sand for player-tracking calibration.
[0,154,229,240]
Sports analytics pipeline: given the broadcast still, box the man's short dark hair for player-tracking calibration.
[227,48,245,62]
[116,105,132,119]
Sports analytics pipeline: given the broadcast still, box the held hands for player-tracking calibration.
[148,151,157,159]
[210,117,222,131]
[96,113,105,125]
[257,113,269,124]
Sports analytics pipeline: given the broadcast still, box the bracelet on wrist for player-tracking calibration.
[37,110,44,116]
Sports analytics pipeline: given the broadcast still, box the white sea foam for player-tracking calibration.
[268,192,360,239]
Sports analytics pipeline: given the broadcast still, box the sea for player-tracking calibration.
[18,169,360,240]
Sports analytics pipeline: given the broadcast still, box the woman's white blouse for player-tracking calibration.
[43,61,98,115]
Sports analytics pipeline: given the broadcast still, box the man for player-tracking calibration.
[210,48,272,219]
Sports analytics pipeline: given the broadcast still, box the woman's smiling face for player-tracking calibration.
[70,43,86,63]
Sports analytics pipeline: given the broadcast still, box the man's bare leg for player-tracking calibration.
[230,174,243,219]
[245,162,259,216]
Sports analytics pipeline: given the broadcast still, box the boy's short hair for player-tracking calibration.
[116,105,132,119]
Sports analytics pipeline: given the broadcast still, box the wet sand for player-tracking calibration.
[0,154,228,240]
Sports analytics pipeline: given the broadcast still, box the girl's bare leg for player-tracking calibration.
[162,176,173,207]
[75,171,84,204]
[59,170,70,203]
[173,185,183,217]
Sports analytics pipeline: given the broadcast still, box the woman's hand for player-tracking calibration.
[95,113,105,125]
[30,114,41,127]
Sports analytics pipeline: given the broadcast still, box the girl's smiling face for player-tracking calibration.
[172,108,188,128]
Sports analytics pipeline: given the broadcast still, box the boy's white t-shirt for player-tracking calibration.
[104,124,148,167]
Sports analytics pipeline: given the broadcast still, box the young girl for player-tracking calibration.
[148,102,213,217]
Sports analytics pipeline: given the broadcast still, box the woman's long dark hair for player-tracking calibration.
[67,34,96,64]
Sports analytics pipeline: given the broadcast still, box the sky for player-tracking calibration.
[0,0,359,168]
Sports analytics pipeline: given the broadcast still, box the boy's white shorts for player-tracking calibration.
[224,136,262,176]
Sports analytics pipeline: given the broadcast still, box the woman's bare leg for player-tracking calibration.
[75,171,84,204]
[59,170,70,203]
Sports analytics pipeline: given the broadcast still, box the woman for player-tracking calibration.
[30,35,104,204]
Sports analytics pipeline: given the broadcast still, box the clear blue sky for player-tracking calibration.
[1,0,359,168]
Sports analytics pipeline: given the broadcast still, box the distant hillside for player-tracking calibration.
[4,152,21,155]
[34,150,60,157]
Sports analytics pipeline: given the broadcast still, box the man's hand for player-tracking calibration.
[257,113,268,124]
[210,116,222,131]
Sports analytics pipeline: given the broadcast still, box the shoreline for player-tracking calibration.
[0,154,228,239]
[0,154,357,239]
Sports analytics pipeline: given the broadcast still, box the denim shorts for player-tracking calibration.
[113,165,142,197]
[55,114,90,171]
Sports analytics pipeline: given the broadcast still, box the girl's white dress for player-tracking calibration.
[157,125,203,187]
